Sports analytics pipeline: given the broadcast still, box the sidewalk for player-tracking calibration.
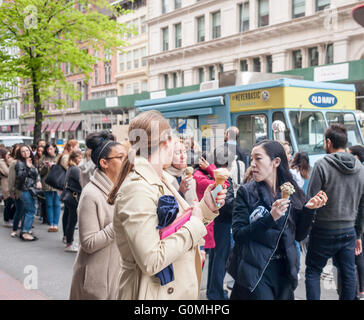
[0,269,48,300]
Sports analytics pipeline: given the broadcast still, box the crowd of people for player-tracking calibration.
[0,110,363,301]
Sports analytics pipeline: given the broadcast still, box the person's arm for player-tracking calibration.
[15,162,28,186]
[294,206,316,242]
[78,192,115,254]
[113,180,207,276]
[0,160,9,177]
[307,162,324,199]
[355,193,364,240]
[232,186,276,245]
[193,169,215,196]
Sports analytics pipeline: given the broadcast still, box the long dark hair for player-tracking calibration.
[291,152,310,179]
[16,144,34,164]
[253,140,306,209]
[44,143,59,158]
[349,145,364,163]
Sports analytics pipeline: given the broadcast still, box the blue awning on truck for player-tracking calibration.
[135,96,224,114]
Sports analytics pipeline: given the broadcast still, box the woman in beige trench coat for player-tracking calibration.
[69,131,129,300]
[108,110,227,300]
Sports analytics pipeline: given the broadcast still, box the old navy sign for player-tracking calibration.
[309,92,337,108]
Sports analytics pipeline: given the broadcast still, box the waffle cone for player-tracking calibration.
[281,191,290,199]
[215,177,227,186]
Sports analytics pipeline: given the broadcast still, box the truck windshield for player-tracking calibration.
[289,111,327,155]
[326,112,364,146]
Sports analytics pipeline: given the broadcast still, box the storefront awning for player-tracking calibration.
[42,123,48,133]
[69,120,81,131]
[46,122,58,133]
[57,121,73,132]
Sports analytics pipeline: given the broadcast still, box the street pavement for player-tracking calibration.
[0,208,339,300]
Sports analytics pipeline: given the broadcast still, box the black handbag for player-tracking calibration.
[45,164,66,191]
[60,169,79,210]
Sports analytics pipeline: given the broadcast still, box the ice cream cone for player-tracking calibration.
[280,182,295,199]
[185,166,194,179]
[214,168,230,186]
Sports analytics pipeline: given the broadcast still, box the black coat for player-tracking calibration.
[65,166,82,195]
[15,160,39,191]
[231,181,315,292]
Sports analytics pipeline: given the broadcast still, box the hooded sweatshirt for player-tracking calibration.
[307,152,364,238]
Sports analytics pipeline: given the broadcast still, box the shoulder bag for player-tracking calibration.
[45,164,66,191]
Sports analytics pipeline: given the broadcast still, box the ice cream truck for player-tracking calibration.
[135,78,364,166]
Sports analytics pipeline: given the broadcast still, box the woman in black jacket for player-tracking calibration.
[230,140,327,300]
[15,145,42,241]
[63,150,83,253]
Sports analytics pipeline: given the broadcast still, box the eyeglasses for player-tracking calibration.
[104,155,125,161]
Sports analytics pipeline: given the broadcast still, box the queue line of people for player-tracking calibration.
[1,111,363,301]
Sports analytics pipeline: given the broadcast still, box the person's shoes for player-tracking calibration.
[3,221,13,228]
[64,243,78,253]
[20,232,38,241]
[62,236,67,244]
[48,227,54,232]
[11,231,17,238]
[53,226,58,232]
[359,292,364,300]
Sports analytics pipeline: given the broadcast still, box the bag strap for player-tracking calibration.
[236,158,241,185]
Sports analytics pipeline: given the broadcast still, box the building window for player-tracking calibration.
[94,65,99,85]
[141,47,147,67]
[162,27,169,51]
[141,81,148,92]
[162,0,168,14]
[212,11,221,39]
[198,68,205,83]
[292,50,302,69]
[240,59,248,71]
[219,64,224,73]
[133,82,139,94]
[266,55,272,73]
[164,74,169,89]
[253,58,261,72]
[65,62,71,75]
[133,18,139,36]
[133,49,139,68]
[175,0,181,10]
[173,72,177,88]
[209,66,215,81]
[325,43,333,64]
[104,62,111,84]
[316,0,330,12]
[125,84,132,95]
[239,2,249,32]
[127,51,132,70]
[141,16,146,33]
[292,0,305,18]
[197,16,205,42]
[104,49,112,62]
[308,47,319,67]
[175,23,182,48]
[119,53,124,72]
[258,0,269,27]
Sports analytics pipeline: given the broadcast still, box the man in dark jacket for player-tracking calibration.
[305,123,364,300]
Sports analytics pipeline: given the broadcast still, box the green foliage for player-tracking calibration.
[0,0,132,140]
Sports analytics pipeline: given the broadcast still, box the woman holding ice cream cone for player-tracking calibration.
[230,140,327,300]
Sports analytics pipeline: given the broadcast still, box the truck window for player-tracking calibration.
[326,112,363,146]
[237,114,268,154]
[289,111,326,155]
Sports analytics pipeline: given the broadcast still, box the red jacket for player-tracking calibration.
[193,164,229,249]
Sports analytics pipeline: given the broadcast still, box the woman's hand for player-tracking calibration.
[305,191,328,210]
[203,183,227,212]
[355,239,362,256]
[36,181,42,190]
[179,176,192,195]
[270,199,290,221]
[198,157,209,170]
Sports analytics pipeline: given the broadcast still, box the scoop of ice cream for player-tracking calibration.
[214,168,230,184]
[185,166,194,176]
[280,182,295,197]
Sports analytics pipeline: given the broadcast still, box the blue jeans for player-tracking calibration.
[305,227,357,300]
[12,198,24,232]
[45,191,61,226]
[20,191,36,233]
[206,222,232,300]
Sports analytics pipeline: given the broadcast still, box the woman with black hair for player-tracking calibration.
[70,131,129,299]
[230,140,327,300]
[0,147,15,227]
[14,145,41,241]
[349,145,364,164]
[39,143,61,232]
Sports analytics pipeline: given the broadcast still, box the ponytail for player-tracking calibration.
[108,151,134,205]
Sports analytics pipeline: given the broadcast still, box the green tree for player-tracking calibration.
[0,0,131,143]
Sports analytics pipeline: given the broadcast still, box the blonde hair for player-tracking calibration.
[68,150,82,167]
[108,110,171,204]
